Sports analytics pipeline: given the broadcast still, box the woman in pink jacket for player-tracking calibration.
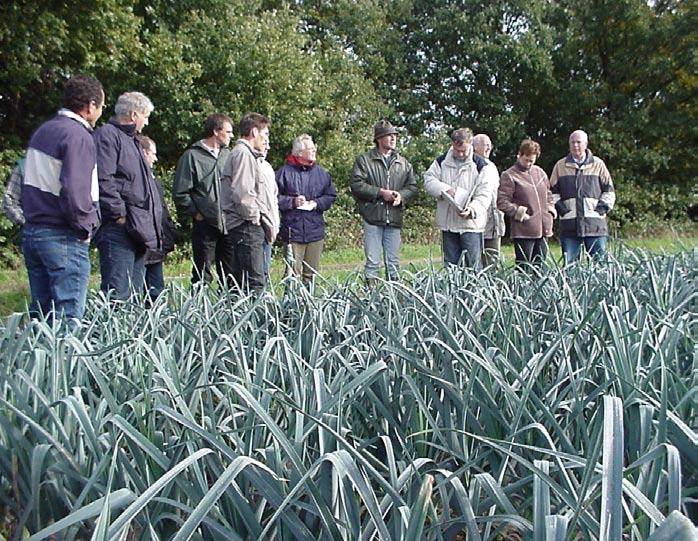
[497,139,557,266]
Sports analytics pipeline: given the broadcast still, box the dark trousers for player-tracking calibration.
[229,221,265,291]
[191,220,235,285]
[513,237,548,267]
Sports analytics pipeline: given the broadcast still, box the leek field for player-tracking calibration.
[0,249,696,540]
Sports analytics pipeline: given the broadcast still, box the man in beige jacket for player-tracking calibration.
[424,128,494,270]
[221,112,272,291]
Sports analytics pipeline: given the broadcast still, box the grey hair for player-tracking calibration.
[292,134,314,156]
[114,91,154,117]
[569,129,588,143]
[472,133,491,146]
[137,135,155,151]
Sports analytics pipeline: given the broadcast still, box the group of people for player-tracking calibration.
[7,74,615,321]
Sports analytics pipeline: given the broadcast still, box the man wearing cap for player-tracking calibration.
[350,120,417,284]
[549,129,615,264]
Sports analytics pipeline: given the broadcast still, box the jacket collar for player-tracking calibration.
[108,117,138,137]
[369,146,400,161]
[443,146,474,168]
[57,108,93,131]
[565,149,594,167]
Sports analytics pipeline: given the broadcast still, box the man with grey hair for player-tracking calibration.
[473,133,504,268]
[276,134,336,285]
[424,128,493,270]
[550,129,615,264]
[95,91,163,300]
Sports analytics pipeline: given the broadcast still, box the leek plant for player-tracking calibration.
[0,249,695,540]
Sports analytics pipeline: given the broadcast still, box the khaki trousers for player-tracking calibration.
[290,240,324,284]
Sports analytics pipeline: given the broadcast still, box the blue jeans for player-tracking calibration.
[145,262,165,300]
[363,220,401,280]
[97,221,146,300]
[442,231,483,271]
[22,224,90,320]
[560,235,607,264]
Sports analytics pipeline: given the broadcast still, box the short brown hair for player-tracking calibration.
[518,139,541,157]
[239,112,270,137]
[451,128,473,144]
[204,113,232,137]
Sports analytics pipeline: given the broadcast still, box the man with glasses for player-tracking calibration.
[173,113,234,284]
[221,112,272,291]
[21,75,104,321]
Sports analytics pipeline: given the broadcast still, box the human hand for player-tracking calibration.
[446,187,456,197]
[459,207,472,218]
[392,192,402,206]
[116,216,126,225]
[294,195,307,208]
[194,212,204,221]
[379,188,395,203]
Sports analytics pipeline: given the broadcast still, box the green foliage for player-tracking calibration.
[0,251,695,539]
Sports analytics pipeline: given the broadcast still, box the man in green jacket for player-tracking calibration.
[173,113,233,284]
[351,120,418,283]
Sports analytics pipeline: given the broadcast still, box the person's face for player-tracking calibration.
[300,139,317,162]
[85,91,105,127]
[143,143,157,168]
[261,140,270,159]
[517,153,537,171]
[251,125,270,153]
[473,137,492,158]
[215,122,233,147]
[131,110,150,133]
[569,132,588,160]
[451,139,472,161]
[376,133,397,153]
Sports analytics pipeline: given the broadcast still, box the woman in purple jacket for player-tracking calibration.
[276,134,336,285]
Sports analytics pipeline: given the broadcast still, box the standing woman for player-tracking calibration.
[497,139,557,266]
[276,134,336,285]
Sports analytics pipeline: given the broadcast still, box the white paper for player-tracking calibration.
[443,187,469,211]
[297,201,317,211]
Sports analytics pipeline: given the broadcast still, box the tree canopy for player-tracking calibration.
[0,0,695,237]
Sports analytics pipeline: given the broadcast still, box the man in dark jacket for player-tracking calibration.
[350,120,417,283]
[138,136,176,300]
[95,91,162,300]
[173,113,233,284]
[21,75,104,320]
[276,134,336,285]
[550,130,615,264]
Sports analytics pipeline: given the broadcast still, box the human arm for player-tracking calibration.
[497,170,528,221]
[314,169,337,211]
[350,155,382,202]
[595,160,615,214]
[60,133,100,235]
[3,163,25,226]
[172,151,197,219]
[225,147,261,224]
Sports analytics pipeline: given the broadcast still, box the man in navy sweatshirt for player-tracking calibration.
[21,75,104,321]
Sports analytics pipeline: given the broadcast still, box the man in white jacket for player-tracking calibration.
[424,128,494,270]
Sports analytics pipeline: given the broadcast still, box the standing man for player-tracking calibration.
[95,91,162,300]
[550,129,615,264]
[276,134,336,285]
[21,75,104,320]
[424,128,493,270]
[138,135,176,300]
[221,112,272,291]
[173,113,234,284]
[473,133,505,268]
[350,120,417,284]
[497,139,556,266]
[258,140,280,283]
